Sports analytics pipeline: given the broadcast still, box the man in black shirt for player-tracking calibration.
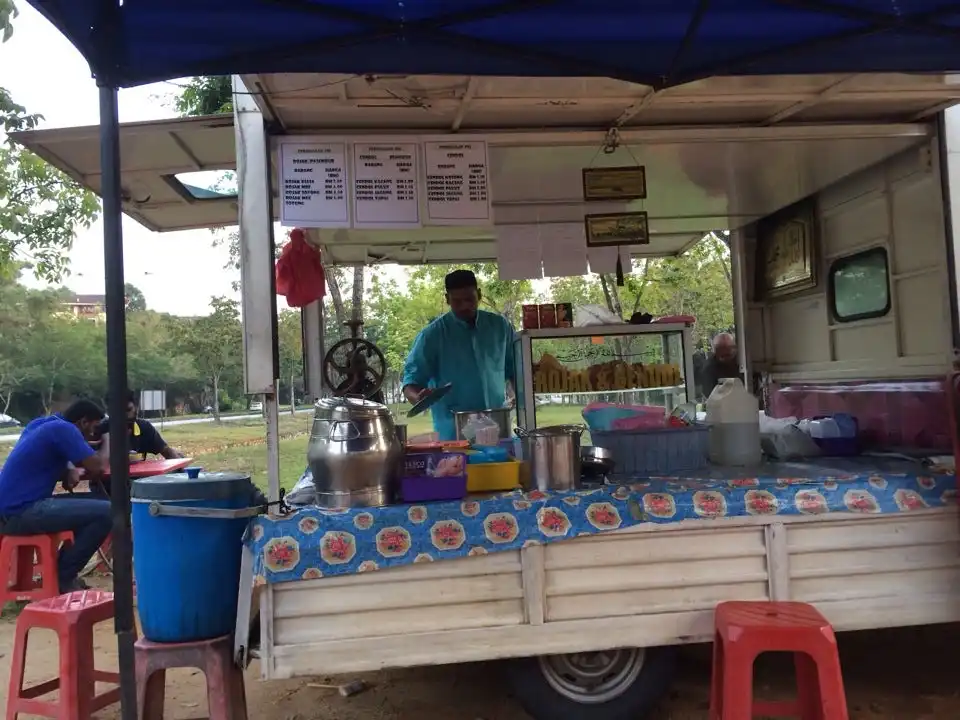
[93,391,182,495]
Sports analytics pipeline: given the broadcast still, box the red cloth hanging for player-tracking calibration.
[275,228,326,308]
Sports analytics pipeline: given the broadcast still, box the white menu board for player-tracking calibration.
[279,142,349,227]
[424,141,492,225]
[351,143,421,228]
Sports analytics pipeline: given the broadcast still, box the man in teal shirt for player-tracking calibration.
[402,270,515,441]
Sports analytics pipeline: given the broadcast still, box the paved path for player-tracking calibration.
[0,408,312,443]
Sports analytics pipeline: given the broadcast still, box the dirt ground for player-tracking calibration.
[2,589,960,720]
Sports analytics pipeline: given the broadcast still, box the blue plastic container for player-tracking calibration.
[592,426,710,477]
[131,472,255,643]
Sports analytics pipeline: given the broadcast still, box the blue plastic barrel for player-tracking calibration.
[131,472,255,643]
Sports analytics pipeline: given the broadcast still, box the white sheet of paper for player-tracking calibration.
[350,142,420,228]
[496,225,543,280]
[278,142,349,228]
[588,245,618,274]
[542,223,588,277]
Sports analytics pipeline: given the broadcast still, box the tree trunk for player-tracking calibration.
[351,266,364,322]
[290,367,296,416]
[324,264,347,335]
[212,374,221,422]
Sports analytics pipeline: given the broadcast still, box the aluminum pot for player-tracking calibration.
[307,396,402,509]
[453,408,514,442]
[514,425,586,492]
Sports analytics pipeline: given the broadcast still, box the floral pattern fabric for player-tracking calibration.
[247,465,957,585]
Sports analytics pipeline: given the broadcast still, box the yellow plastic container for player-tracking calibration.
[466,458,522,493]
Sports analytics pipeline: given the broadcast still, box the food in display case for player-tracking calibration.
[533,353,682,394]
[513,325,695,431]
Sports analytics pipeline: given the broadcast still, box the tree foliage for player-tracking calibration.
[0,2,100,281]
[174,76,233,117]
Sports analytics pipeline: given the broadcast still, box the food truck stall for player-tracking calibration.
[13,3,960,720]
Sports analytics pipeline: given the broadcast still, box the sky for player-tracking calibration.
[1,3,239,316]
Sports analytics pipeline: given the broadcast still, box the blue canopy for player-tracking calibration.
[28,0,960,89]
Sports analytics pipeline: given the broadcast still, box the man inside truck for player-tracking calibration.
[697,332,740,399]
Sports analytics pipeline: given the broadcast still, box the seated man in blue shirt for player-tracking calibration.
[402,269,515,441]
[0,400,110,593]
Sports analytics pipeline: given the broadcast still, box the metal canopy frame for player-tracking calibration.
[22,0,960,718]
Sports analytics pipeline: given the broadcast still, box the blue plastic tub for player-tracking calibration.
[131,472,255,643]
[592,426,710,477]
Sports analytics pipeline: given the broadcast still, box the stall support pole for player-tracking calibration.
[98,84,138,720]
[729,229,753,386]
[232,75,281,500]
[302,300,325,402]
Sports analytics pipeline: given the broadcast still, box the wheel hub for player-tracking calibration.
[538,648,646,704]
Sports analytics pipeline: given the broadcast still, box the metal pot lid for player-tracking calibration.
[519,424,586,437]
[407,382,453,418]
[316,395,391,421]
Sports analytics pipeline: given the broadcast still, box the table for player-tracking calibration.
[104,457,194,479]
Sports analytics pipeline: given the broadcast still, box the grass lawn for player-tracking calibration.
[0,404,592,490]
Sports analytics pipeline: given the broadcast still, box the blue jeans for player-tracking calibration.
[0,493,111,589]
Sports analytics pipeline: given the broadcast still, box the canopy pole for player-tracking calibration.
[98,83,138,720]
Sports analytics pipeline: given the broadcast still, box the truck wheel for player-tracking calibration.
[506,646,677,720]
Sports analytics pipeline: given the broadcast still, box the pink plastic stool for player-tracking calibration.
[135,634,247,720]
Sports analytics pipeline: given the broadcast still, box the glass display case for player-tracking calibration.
[513,324,696,430]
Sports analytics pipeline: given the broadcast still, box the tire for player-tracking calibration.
[506,646,677,720]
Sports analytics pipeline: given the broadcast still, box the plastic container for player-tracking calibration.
[592,426,710,476]
[400,452,468,502]
[466,458,522,492]
[705,378,761,466]
[131,472,256,643]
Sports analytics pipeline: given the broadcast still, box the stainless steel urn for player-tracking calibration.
[307,396,403,508]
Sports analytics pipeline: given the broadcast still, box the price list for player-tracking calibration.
[279,142,349,227]
[351,142,421,228]
[424,141,492,225]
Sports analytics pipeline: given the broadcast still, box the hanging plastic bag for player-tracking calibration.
[275,228,326,308]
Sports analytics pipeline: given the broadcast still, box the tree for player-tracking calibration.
[174,297,242,420]
[0,4,100,281]
[277,309,303,414]
[173,76,233,116]
[124,283,147,312]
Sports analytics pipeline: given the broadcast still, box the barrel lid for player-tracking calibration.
[131,471,252,501]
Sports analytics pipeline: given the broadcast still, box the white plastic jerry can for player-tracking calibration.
[705,378,761,466]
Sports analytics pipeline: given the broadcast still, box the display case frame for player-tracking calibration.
[513,323,696,430]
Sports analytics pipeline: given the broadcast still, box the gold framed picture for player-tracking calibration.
[584,211,649,247]
[756,197,818,299]
[582,166,647,202]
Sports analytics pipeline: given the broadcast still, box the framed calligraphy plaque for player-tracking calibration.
[756,197,818,299]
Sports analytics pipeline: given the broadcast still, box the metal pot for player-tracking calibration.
[453,408,514,442]
[514,425,585,492]
[307,396,402,508]
[581,446,616,481]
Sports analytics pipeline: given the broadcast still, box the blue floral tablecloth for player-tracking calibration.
[247,466,957,585]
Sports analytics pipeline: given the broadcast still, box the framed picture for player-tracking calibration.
[582,166,647,202]
[584,211,649,247]
[756,197,818,299]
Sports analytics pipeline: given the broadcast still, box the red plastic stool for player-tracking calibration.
[0,531,74,603]
[710,601,849,720]
[6,590,120,720]
[136,634,248,720]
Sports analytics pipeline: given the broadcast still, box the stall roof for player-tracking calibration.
[244,72,960,132]
[11,115,239,232]
[27,1,960,90]
[13,110,932,263]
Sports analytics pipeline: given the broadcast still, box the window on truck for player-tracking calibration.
[829,247,891,323]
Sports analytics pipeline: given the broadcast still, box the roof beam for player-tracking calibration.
[614,89,658,127]
[762,74,858,125]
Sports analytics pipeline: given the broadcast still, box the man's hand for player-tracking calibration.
[403,384,432,405]
[63,466,82,492]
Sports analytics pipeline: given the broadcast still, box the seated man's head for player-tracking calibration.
[712,332,738,366]
[62,399,106,440]
[445,269,481,323]
[106,390,139,426]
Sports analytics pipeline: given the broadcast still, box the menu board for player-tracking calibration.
[350,143,421,228]
[423,141,491,225]
[279,142,349,227]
